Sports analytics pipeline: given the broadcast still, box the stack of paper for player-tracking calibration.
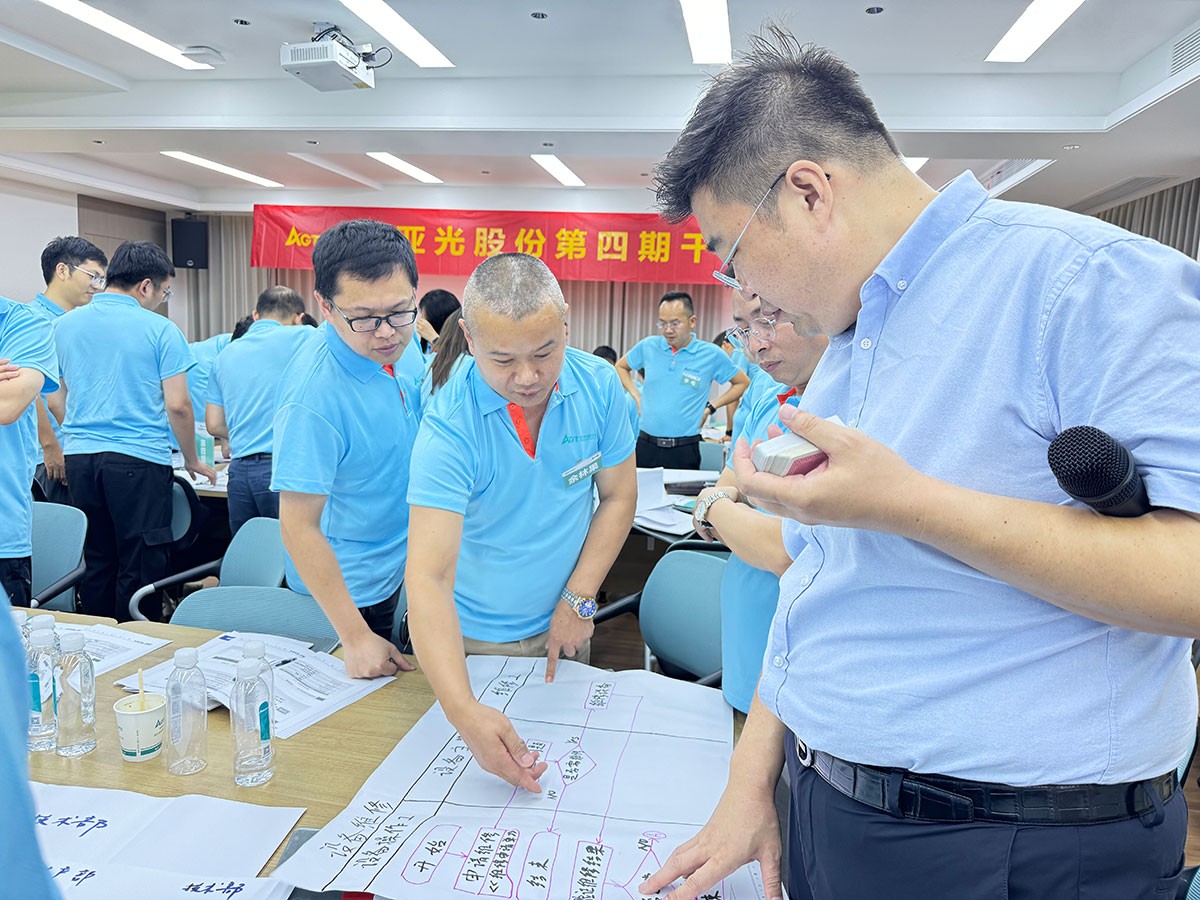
[635,467,699,535]
[115,632,394,739]
[54,622,171,676]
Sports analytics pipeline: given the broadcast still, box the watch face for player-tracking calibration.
[578,598,598,619]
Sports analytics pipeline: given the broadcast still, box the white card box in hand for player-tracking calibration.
[751,414,844,476]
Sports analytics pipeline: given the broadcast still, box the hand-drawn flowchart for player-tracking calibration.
[274,656,772,900]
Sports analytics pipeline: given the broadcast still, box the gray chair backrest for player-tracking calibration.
[639,549,725,679]
[30,503,87,609]
[699,441,726,471]
[218,517,286,588]
[170,586,338,646]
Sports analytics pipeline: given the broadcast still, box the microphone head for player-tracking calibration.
[1047,425,1135,504]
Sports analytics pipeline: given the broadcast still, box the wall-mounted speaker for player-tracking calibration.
[171,218,209,269]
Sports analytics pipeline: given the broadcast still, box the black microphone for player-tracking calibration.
[1047,426,1151,517]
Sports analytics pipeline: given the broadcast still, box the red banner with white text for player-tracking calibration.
[251,205,715,284]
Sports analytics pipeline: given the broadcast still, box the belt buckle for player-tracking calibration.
[795,737,813,768]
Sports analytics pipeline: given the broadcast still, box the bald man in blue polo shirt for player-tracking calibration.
[406,252,637,794]
[272,219,420,680]
[617,291,749,469]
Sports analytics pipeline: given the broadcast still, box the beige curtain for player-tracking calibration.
[1096,177,1200,259]
[184,215,276,338]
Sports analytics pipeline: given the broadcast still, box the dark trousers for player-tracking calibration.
[227,456,278,536]
[784,737,1187,900]
[33,463,72,505]
[360,583,401,642]
[66,453,173,623]
[635,435,701,469]
[0,558,31,608]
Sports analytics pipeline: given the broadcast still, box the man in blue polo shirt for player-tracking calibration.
[187,332,232,424]
[406,253,637,794]
[54,241,214,622]
[642,33,1200,900]
[691,290,826,714]
[26,236,108,505]
[617,291,748,469]
[0,297,60,607]
[207,286,310,535]
[272,219,420,680]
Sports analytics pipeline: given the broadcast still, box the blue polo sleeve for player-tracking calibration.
[595,364,635,467]
[1039,238,1200,513]
[156,321,194,380]
[2,305,58,395]
[623,337,648,370]
[407,402,478,516]
[270,403,346,495]
[207,355,225,407]
[707,342,741,384]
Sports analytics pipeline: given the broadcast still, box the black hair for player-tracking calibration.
[429,310,471,393]
[660,291,694,316]
[712,331,731,346]
[312,219,418,302]
[40,236,108,285]
[654,26,899,223]
[592,345,618,364]
[105,241,174,291]
[300,313,318,327]
[418,288,461,353]
[231,315,255,341]
[256,285,305,319]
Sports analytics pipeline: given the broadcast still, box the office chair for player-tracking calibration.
[29,502,87,611]
[170,585,338,647]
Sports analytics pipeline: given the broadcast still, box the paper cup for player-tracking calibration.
[114,693,167,762]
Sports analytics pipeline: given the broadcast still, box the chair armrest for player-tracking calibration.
[593,591,641,624]
[30,560,87,610]
[127,559,222,621]
[695,669,722,688]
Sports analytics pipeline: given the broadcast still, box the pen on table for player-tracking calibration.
[273,658,296,668]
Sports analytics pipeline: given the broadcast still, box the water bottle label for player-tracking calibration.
[29,673,42,715]
[258,701,271,742]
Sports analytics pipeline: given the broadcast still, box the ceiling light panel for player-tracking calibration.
[338,0,454,67]
[986,0,1089,64]
[678,0,732,64]
[366,152,443,183]
[33,0,212,70]
[531,154,585,187]
[160,151,283,187]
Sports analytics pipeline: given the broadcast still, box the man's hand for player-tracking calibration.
[43,443,67,483]
[342,630,414,679]
[0,359,18,382]
[451,701,548,792]
[693,485,739,543]
[731,406,925,533]
[545,600,594,683]
[185,460,217,485]
[639,779,784,900]
[415,316,439,345]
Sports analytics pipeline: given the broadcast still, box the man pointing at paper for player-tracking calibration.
[406,252,636,793]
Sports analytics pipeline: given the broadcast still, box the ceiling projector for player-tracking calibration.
[281,38,375,92]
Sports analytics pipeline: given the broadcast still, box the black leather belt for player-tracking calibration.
[638,431,701,449]
[794,737,1176,825]
[233,452,272,462]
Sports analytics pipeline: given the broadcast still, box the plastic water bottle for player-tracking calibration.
[242,641,274,731]
[165,647,208,775]
[28,613,59,653]
[27,630,57,752]
[12,608,28,650]
[230,658,274,786]
[55,631,96,757]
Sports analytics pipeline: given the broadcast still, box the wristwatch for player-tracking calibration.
[705,402,717,416]
[560,587,598,620]
[694,490,734,529]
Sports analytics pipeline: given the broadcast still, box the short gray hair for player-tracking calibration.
[655,25,899,224]
[462,253,566,330]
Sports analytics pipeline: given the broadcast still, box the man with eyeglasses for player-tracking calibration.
[406,252,637,794]
[53,240,214,622]
[24,236,108,505]
[616,291,749,469]
[206,286,312,536]
[272,219,421,680]
[641,30,1200,900]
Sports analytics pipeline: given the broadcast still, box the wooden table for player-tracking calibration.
[27,614,438,874]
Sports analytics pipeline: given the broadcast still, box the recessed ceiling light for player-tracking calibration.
[541,142,555,148]
[986,0,1089,64]
[903,156,929,173]
[531,154,585,187]
[481,170,491,175]
[531,11,548,19]
[640,172,650,177]
[91,139,105,145]
[678,0,731,65]
[32,0,213,70]
[337,0,454,67]
[866,6,884,13]
[306,140,320,145]
[1062,143,1080,150]
[233,18,251,26]
[366,151,443,184]
[160,151,283,187]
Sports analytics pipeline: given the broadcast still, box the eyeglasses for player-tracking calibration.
[656,319,687,332]
[329,296,418,333]
[71,265,106,290]
[726,317,777,350]
[162,286,174,303]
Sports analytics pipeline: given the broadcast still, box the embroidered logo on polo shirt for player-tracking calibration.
[561,433,597,445]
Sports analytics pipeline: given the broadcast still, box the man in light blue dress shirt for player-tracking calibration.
[207,286,310,535]
[26,236,107,505]
[54,241,214,622]
[642,33,1200,900]
[272,220,420,681]
[406,253,637,795]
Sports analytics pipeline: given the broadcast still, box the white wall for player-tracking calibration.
[0,178,78,302]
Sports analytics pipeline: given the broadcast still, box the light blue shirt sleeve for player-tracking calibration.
[407,406,478,516]
[207,355,225,407]
[7,308,58,394]
[157,323,194,381]
[623,338,647,370]
[709,344,741,384]
[270,403,346,495]
[1040,239,1200,512]
[596,366,636,468]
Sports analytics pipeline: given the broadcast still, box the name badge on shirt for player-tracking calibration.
[680,370,701,389]
[563,452,602,489]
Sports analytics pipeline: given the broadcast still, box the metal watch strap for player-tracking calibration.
[696,490,733,528]
[560,587,598,619]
